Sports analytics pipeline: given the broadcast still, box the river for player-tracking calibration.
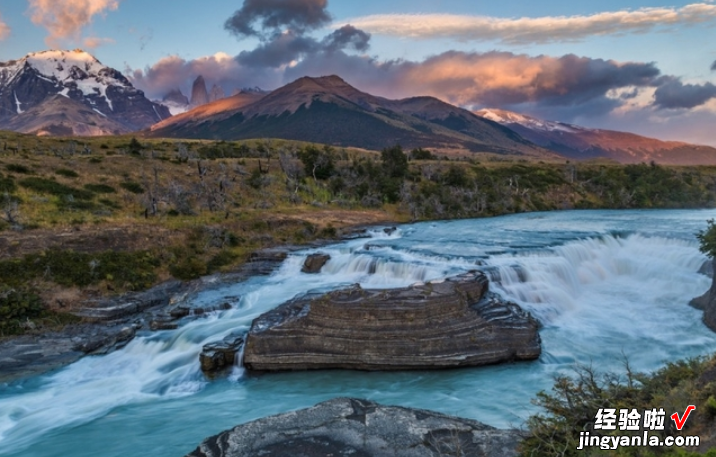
[1,209,715,456]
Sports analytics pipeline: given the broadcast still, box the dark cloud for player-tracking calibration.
[654,78,716,109]
[322,25,371,53]
[237,32,318,67]
[225,0,331,39]
[711,60,716,71]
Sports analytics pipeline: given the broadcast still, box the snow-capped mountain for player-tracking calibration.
[476,108,716,165]
[0,49,170,135]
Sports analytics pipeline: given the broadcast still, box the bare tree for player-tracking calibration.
[1,192,21,229]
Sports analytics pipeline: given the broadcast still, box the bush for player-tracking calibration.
[381,145,409,179]
[410,148,435,160]
[84,183,116,194]
[120,181,144,194]
[298,145,335,180]
[0,174,16,193]
[697,219,716,258]
[55,168,79,178]
[169,257,207,281]
[20,177,94,200]
[0,288,44,335]
[0,250,159,291]
[6,164,31,174]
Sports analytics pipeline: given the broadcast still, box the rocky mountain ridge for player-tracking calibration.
[476,108,716,165]
[0,49,170,136]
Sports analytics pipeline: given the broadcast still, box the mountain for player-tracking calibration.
[476,108,716,165]
[0,49,170,136]
[190,75,209,107]
[149,75,552,157]
[160,89,190,116]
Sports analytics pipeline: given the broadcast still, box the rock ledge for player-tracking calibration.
[243,271,540,371]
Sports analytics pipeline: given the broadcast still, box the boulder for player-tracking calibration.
[243,271,540,371]
[692,258,716,331]
[199,335,245,373]
[185,398,522,457]
[301,253,331,274]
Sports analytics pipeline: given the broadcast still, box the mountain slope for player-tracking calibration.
[476,108,716,165]
[149,75,553,157]
[0,49,170,135]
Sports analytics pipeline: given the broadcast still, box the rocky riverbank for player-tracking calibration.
[691,258,716,332]
[185,398,523,457]
[0,245,306,382]
[242,271,541,372]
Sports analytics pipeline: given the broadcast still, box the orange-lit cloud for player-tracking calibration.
[341,3,716,44]
[0,12,10,40]
[83,36,114,48]
[28,0,119,47]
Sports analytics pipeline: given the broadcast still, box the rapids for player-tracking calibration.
[1,209,715,456]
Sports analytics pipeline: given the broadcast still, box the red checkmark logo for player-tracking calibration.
[671,405,696,431]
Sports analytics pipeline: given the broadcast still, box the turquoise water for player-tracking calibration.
[2,209,716,456]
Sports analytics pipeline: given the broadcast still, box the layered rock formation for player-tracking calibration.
[209,84,225,102]
[185,398,522,457]
[243,272,541,371]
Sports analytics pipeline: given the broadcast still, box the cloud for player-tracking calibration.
[27,0,119,47]
[83,36,114,48]
[287,51,661,114]
[127,53,280,100]
[0,12,10,40]
[340,3,716,45]
[322,25,370,53]
[225,0,330,39]
[711,60,716,71]
[653,78,716,109]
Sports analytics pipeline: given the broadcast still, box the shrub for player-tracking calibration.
[410,148,435,160]
[120,181,144,194]
[206,250,238,273]
[6,164,31,174]
[298,144,335,180]
[0,288,44,335]
[55,168,79,178]
[20,177,94,200]
[697,219,716,258]
[169,257,207,281]
[0,174,16,193]
[84,183,116,194]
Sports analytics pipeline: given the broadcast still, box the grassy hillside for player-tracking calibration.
[2,130,716,335]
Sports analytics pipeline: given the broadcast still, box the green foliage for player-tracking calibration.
[0,250,159,291]
[381,145,409,179]
[169,256,207,281]
[521,356,716,457]
[298,144,335,180]
[697,219,716,258]
[119,181,144,194]
[248,167,265,189]
[410,148,435,160]
[128,137,143,156]
[6,164,31,174]
[55,168,79,178]
[83,183,116,194]
[20,177,94,200]
[0,288,44,335]
[0,173,16,193]
[206,250,238,273]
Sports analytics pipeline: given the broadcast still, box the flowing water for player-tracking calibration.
[2,209,716,456]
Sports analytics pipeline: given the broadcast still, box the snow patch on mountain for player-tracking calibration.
[477,108,582,133]
[0,49,130,112]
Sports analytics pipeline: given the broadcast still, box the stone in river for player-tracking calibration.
[243,271,541,371]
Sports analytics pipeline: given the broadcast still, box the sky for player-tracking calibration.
[0,0,715,145]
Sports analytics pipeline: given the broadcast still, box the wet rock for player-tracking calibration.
[243,271,541,372]
[169,306,191,319]
[150,319,178,331]
[693,258,716,331]
[200,335,245,373]
[0,323,138,381]
[76,280,185,321]
[185,398,522,457]
[383,226,397,235]
[699,260,714,278]
[301,253,331,274]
